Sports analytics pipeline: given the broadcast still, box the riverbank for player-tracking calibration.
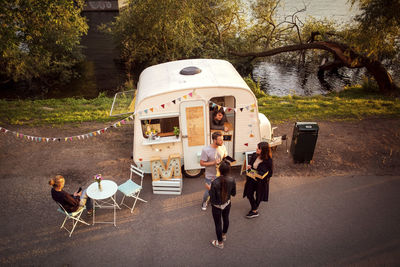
[1,87,399,126]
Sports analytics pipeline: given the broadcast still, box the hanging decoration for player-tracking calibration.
[0,115,134,143]
[1,89,258,143]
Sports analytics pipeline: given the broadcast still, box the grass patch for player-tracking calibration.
[258,86,400,124]
[0,87,399,126]
[0,94,126,126]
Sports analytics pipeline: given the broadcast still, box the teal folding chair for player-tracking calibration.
[56,202,89,237]
[118,165,147,213]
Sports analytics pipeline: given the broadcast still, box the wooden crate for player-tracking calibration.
[152,178,182,195]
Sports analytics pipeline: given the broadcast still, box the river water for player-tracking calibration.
[252,0,363,96]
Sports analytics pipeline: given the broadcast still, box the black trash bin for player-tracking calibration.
[290,122,319,163]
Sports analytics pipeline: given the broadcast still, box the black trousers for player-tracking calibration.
[247,190,262,211]
[211,203,231,242]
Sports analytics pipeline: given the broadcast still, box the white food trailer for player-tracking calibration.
[111,59,280,178]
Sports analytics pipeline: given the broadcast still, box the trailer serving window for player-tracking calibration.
[140,113,180,144]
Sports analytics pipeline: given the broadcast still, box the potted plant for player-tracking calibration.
[173,126,180,138]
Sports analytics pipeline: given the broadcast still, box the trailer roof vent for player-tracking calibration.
[179,66,202,75]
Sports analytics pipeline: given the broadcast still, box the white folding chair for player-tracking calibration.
[118,165,147,213]
[56,202,89,237]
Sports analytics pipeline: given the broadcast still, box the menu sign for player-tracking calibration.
[186,106,205,147]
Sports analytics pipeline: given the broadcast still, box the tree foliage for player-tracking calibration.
[0,0,88,85]
[347,0,400,60]
[106,0,248,76]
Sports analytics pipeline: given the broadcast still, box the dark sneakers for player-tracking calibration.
[246,211,259,219]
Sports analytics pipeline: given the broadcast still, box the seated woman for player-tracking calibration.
[49,175,93,215]
[210,108,228,132]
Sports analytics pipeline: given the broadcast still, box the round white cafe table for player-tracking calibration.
[86,180,120,226]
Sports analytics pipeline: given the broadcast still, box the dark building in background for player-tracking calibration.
[80,0,126,96]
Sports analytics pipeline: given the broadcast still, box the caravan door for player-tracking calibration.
[180,100,208,171]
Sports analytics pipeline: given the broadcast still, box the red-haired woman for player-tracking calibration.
[243,142,273,219]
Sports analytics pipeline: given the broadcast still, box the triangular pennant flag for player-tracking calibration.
[78,136,81,140]
[250,109,255,112]
[93,132,97,136]
[117,122,121,126]
[183,95,187,99]
[97,130,101,134]
[161,104,165,109]
[172,100,176,104]
[211,103,216,108]
[246,106,250,110]
[189,92,193,97]
[89,133,93,137]
[240,108,244,112]
[38,137,42,142]
[69,137,73,141]
[251,103,256,108]
[227,108,232,112]
[121,120,126,124]
[217,105,221,111]
[65,137,68,141]
[223,107,227,112]
[244,143,249,146]
[16,133,19,138]
[129,115,134,119]
[177,97,181,102]
[150,108,154,112]
[46,138,50,142]
[20,134,24,138]
[249,134,254,138]
[144,109,148,114]
[53,138,57,142]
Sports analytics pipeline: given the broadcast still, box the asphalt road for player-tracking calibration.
[0,172,399,266]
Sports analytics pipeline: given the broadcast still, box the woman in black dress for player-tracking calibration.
[243,142,273,218]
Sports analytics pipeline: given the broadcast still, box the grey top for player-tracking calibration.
[201,145,226,179]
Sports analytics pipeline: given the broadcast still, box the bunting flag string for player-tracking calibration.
[0,114,134,143]
[0,89,257,143]
[208,100,256,113]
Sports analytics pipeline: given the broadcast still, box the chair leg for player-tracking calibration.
[120,195,126,206]
[130,191,147,213]
[60,210,89,237]
[61,216,68,229]
[130,196,139,213]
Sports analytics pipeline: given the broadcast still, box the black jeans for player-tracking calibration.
[211,203,231,242]
[247,189,262,211]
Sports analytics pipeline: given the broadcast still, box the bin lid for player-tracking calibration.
[295,122,319,131]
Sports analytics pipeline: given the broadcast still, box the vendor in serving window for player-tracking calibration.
[210,108,229,132]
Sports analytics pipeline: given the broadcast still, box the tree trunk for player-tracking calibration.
[231,41,397,95]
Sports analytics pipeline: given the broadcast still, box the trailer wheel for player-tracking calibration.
[182,167,204,178]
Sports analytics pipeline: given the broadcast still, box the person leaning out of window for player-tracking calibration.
[210,108,228,132]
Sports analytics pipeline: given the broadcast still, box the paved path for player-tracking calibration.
[1,172,399,266]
